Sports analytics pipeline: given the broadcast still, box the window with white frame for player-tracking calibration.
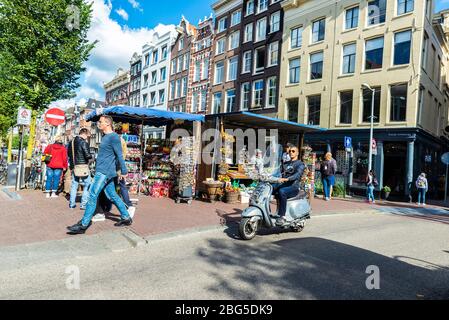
[256,18,267,42]
[150,91,156,105]
[398,0,414,15]
[226,89,236,112]
[145,54,150,66]
[254,47,265,73]
[422,33,428,70]
[242,51,252,73]
[231,10,241,26]
[310,51,324,80]
[159,89,165,104]
[160,67,166,82]
[229,31,240,50]
[175,79,181,98]
[151,71,157,85]
[258,0,268,13]
[367,0,386,26]
[241,82,250,110]
[246,0,254,16]
[227,56,238,81]
[268,41,279,66]
[152,49,158,64]
[270,11,280,33]
[181,77,187,97]
[267,77,277,108]
[200,89,207,111]
[312,18,325,43]
[214,61,224,84]
[365,36,384,70]
[289,58,300,84]
[143,93,148,106]
[213,92,222,114]
[218,17,227,32]
[171,58,177,74]
[143,74,149,87]
[244,23,253,43]
[253,80,264,107]
[393,30,412,65]
[179,38,184,51]
[345,6,359,30]
[195,61,201,82]
[183,53,189,71]
[161,45,168,60]
[342,43,356,74]
[290,26,302,49]
[202,58,209,80]
[216,38,226,55]
[169,81,175,100]
[177,55,183,73]
[192,91,199,112]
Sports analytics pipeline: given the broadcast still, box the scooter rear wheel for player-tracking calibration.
[239,218,258,240]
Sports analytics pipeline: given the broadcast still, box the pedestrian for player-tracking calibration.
[415,173,428,206]
[68,128,93,210]
[43,136,68,198]
[320,152,337,201]
[67,115,132,235]
[366,170,377,203]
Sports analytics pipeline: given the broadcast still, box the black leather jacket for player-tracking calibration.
[68,136,92,169]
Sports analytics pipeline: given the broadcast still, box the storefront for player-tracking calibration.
[304,128,449,200]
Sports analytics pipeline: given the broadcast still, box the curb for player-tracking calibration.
[121,228,148,247]
[144,225,226,243]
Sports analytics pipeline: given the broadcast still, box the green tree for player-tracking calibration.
[0,0,96,135]
[12,134,29,150]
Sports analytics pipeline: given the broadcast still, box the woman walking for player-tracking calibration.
[366,170,377,203]
[415,173,428,206]
[320,152,337,201]
[43,136,68,198]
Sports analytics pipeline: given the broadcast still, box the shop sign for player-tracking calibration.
[17,107,32,126]
[124,134,139,144]
[344,136,352,151]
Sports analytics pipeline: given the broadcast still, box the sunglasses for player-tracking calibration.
[288,150,297,154]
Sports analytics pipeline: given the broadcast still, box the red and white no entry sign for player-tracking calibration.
[45,108,65,126]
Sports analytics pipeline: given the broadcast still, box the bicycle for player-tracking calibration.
[25,157,43,190]
[0,161,7,185]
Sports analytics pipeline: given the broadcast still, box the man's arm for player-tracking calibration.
[287,162,305,182]
[112,135,128,175]
[81,140,93,162]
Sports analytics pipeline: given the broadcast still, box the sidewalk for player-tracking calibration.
[0,188,446,248]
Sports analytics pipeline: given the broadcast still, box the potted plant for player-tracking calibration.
[382,186,391,200]
[225,185,240,204]
[202,179,224,203]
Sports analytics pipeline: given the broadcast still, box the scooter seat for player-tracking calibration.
[287,190,307,201]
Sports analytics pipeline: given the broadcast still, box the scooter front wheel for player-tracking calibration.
[239,218,259,240]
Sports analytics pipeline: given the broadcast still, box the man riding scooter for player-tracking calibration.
[272,145,306,226]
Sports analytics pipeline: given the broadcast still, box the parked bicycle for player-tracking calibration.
[25,157,43,190]
[0,160,7,185]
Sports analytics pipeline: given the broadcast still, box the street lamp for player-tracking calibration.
[362,83,375,173]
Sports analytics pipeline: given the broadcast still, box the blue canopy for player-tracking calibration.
[85,105,204,126]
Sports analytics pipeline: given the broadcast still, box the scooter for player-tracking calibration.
[238,178,311,240]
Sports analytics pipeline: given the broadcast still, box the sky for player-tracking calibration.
[51,0,449,110]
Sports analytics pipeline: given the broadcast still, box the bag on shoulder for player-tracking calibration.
[72,139,89,178]
[373,178,379,187]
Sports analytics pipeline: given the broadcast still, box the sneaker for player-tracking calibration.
[80,206,86,210]
[275,217,287,226]
[51,193,59,198]
[46,193,50,199]
[69,205,76,209]
[114,217,133,227]
[92,213,106,222]
[422,203,426,206]
[128,206,136,219]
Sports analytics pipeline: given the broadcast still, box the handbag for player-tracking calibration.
[42,145,52,164]
[72,138,90,178]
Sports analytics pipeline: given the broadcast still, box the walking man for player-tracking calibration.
[68,128,93,209]
[67,115,132,235]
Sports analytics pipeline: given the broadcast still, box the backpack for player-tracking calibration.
[322,160,333,176]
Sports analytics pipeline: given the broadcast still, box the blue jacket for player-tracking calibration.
[95,132,127,179]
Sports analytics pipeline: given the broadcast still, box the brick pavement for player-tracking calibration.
[2,188,444,248]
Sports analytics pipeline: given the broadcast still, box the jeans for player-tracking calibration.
[418,188,427,204]
[81,172,130,227]
[117,177,132,207]
[69,173,92,208]
[367,185,375,202]
[275,184,299,217]
[45,168,62,192]
[322,175,335,199]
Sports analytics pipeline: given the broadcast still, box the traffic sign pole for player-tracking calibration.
[445,164,448,203]
[15,125,24,191]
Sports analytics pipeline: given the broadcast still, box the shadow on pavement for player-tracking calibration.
[197,237,449,300]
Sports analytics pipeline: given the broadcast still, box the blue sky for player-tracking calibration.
[51,0,449,109]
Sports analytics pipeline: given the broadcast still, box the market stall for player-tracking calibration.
[85,106,204,201]
[199,111,326,203]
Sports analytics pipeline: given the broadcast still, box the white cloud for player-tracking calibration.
[52,0,175,109]
[128,0,143,12]
[115,8,129,21]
